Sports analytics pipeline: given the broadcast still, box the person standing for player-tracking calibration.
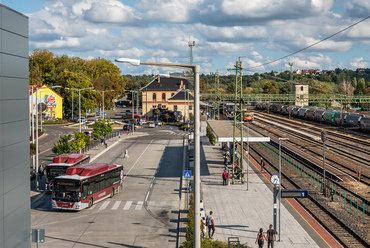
[255,228,266,248]
[260,157,265,172]
[206,211,215,239]
[222,171,229,186]
[38,164,44,179]
[266,224,276,248]
[200,214,205,238]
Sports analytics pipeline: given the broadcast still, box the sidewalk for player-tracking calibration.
[200,121,335,248]
[30,130,147,205]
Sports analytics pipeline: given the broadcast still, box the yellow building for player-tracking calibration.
[29,85,63,119]
[141,76,194,120]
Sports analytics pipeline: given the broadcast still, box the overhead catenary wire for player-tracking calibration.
[245,15,370,70]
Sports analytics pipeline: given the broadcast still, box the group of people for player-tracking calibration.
[222,146,244,185]
[255,224,277,248]
[200,211,216,239]
[100,137,108,148]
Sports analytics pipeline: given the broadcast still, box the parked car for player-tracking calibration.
[123,124,136,131]
[154,121,162,126]
[149,122,156,128]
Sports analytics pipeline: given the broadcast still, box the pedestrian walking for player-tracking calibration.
[206,211,215,239]
[223,155,229,165]
[104,139,108,148]
[266,224,276,248]
[260,157,265,172]
[255,228,266,248]
[101,137,104,146]
[200,214,205,238]
[222,171,229,186]
[38,164,44,179]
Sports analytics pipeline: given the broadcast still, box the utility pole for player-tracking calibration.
[214,71,220,120]
[188,39,195,65]
[228,57,244,184]
[288,62,294,119]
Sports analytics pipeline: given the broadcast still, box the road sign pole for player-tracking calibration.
[273,185,277,234]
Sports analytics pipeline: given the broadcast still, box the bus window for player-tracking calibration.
[82,182,88,200]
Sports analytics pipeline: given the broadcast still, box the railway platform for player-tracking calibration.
[200,120,342,248]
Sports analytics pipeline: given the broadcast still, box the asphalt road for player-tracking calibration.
[31,129,185,248]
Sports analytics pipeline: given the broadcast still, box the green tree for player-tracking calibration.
[352,77,357,89]
[262,80,279,94]
[71,131,86,152]
[154,108,161,121]
[355,78,366,95]
[92,118,113,140]
[52,134,72,154]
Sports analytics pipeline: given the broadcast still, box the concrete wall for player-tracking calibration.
[0,4,30,248]
[294,84,309,107]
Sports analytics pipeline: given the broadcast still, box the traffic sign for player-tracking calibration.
[184,170,191,179]
[281,189,308,198]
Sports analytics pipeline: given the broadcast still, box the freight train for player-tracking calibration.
[255,103,370,132]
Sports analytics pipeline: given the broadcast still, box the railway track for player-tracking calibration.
[244,141,370,247]
[253,114,370,188]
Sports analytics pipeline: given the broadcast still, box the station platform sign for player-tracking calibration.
[281,189,308,198]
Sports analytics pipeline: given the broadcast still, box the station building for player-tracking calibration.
[141,76,194,120]
[29,85,63,119]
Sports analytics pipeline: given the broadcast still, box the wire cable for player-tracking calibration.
[245,15,370,70]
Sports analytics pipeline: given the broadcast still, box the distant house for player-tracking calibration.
[294,69,302,75]
[141,76,194,120]
[357,68,366,73]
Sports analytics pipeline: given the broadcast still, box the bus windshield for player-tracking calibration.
[46,166,69,183]
[52,180,81,202]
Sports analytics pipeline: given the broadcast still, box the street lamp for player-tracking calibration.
[278,137,289,242]
[93,89,114,120]
[34,85,61,191]
[115,58,201,248]
[65,87,94,133]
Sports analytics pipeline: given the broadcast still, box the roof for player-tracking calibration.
[66,163,122,177]
[52,154,89,164]
[141,76,192,91]
[168,89,194,101]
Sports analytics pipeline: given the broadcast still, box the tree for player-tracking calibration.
[354,78,366,95]
[262,80,279,94]
[352,77,357,89]
[165,113,170,123]
[71,131,87,152]
[92,118,113,140]
[52,134,72,154]
[154,108,161,121]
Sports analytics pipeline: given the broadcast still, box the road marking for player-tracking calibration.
[99,201,110,210]
[135,201,143,210]
[111,201,121,210]
[90,139,121,162]
[148,201,155,209]
[123,201,132,210]
[124,140,154,180]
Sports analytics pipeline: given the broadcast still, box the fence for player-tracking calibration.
[79,130,122,154]
[256,141,369,224]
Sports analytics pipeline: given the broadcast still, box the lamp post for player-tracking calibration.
[278,137,289,241]
[115,58,201,248]
[34,85,61,191]
[65,87,94,133]
[93,89,114,120]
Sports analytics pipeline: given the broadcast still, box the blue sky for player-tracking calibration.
[2,0,370,76]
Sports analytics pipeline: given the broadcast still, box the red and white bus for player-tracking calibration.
[45,154,90,191]
[51,163,123,210]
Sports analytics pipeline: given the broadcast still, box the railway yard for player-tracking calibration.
[235,108,370,247]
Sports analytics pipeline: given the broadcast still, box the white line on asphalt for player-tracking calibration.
[148,201,155,209]
[111,201,121,210]
[135,201,143,210]
[123,201,132,210]
[160,201,166,209]
[124,140,154,179]
[90,139,121,162]
[40,147,52,154]
[99,201,110,210]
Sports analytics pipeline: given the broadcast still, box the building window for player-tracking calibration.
[174,106,177,111]
[171,93,174,97]
[152,105,157,109]
[189,106,193,110]
[301,86,304,91]
[153,93,156,101]
[162,105,166,109]
[162,93,166,101]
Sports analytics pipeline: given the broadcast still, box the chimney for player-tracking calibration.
[158,76,160,83]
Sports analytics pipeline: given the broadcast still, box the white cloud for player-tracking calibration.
[350,57,368,68]
[85,1,141,23]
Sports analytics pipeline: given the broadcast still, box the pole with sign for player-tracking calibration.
[270,174,279,234]
[32,229,45,248]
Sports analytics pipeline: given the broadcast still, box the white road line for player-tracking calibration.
[135,201,143,210]
[124,140,154,180]
[90,139,121,162]
[123,201,132,210]
[148,201,155,209]
[98,201,110,211]
[160,201,166,209]
[111,201,121,210]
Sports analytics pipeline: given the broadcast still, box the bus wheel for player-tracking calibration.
[110,188,115,198]
[88,198,93,208]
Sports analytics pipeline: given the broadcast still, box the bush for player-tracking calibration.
[206,126,216,145]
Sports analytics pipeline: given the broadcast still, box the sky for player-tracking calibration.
[2,0,370,76]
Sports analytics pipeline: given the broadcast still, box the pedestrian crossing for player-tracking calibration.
[33,200,179,211]
[89,200,179,211]
[148,132,185,136]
